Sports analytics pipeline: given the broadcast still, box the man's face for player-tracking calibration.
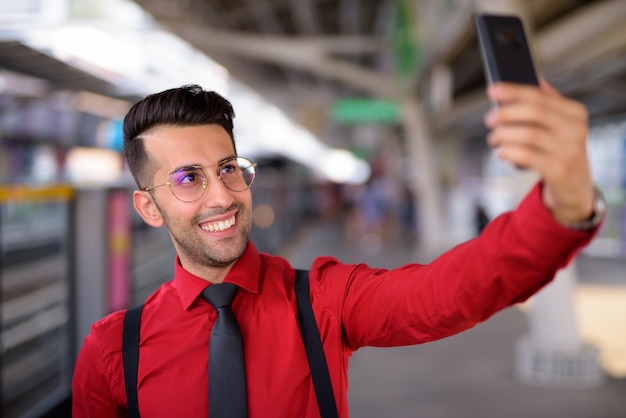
[137,124,253,277]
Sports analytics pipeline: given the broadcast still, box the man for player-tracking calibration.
[72,81,604,417]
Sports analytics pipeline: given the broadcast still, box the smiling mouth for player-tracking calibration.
[200,215,236,232]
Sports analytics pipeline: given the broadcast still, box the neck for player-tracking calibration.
[177,257,237,284]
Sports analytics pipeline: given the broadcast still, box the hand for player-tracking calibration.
[484,80,594,224]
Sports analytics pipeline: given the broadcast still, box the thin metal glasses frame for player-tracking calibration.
[143,157,257,203]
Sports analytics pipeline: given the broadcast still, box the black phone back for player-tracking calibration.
[476,14,539,85]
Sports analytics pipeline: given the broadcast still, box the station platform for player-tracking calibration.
[279,216,626,418]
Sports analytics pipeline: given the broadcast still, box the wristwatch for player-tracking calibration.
[559,186,607,230]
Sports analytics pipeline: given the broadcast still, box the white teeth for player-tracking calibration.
[201,215,235,232]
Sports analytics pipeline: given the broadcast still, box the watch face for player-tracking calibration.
[591,188,607,224]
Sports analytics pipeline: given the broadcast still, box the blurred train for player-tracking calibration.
[0,156,317,417]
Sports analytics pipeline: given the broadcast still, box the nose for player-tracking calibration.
[201,172,235,208]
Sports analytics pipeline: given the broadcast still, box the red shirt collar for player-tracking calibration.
[174,241,262,310]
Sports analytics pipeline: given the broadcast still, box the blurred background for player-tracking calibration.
[0,0,625,417]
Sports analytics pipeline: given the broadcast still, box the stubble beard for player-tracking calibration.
[162,203,252,269]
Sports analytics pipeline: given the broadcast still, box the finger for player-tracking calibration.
[535,92,588,123]
[492,136,571,177]
[487,125,553,154]
[484,101,556,131]
[488,117,586,161]
[487,82,542,103]
[487,82,584,122]
[494,141,550,171]
[489,123,588,179]
[485,96,586,130]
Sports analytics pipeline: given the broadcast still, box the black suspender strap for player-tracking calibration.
[122,270,338,418]
[294,269,339,418]
[122,305,142,418]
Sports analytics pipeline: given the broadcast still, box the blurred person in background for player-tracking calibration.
[72,80,604,417]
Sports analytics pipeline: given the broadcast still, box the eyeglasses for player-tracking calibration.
[144,157,257,203]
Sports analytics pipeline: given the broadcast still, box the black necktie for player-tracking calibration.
[201,283,248,418]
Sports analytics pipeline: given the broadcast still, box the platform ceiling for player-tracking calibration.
[128,0,626,139]
[1,0,625,141]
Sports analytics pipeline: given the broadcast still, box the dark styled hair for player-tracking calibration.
[123,84,237,188]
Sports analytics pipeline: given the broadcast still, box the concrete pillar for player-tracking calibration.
[400,96,445,256]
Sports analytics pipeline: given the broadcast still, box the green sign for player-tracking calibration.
[393,0,418,80]
[331,99,401,123]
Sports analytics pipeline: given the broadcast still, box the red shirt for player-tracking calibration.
[72,185,598,417]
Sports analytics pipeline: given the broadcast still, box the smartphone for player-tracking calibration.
[475,14,539,86]
[476,14,538,170]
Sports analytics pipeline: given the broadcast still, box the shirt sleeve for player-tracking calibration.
[72,321,127,418]
[310,182,601,350]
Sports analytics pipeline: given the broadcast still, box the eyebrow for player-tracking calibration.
[217,154,237,165]
[168,155,237,175]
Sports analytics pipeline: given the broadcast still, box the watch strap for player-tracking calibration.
[558,186,606,230]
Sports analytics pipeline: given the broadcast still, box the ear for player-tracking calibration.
[133,190,165,228]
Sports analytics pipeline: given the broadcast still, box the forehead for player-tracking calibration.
[142,124,235,169]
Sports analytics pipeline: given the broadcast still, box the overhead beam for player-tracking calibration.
[162,22,396,97]
[161,20,388,54]
[535,0,626,71]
